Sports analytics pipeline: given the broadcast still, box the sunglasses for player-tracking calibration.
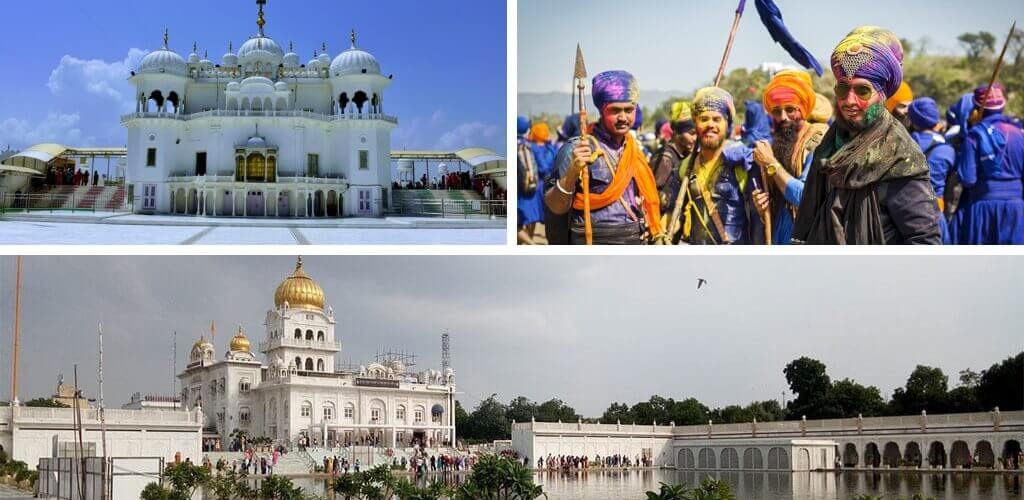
[770,105,801,118]
[834,82,876,101]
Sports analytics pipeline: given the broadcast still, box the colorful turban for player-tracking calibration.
[671,101,693,123]
[763,70,815,118]
[592,70,640,110]
[659,121,674,141]
[530,123,551,143]
[974,82,1006,111]
[559,114,580,139]
[517,116,531,136]
[692,87,736,127]
[907,97,940,130]
[810,92,833,124]
[830,26,904,99]
[632,105,644,131]
[885,81,914,112]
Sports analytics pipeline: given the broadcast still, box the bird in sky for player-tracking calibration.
[697,278,707,290]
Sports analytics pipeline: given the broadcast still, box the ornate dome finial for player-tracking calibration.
[289,41,294,51]
[163,29,170,49]
[228,41,233,52]
[256,0,267,36]
[297,255,303,269]
[351,29,357,49]
[322,41,328,53]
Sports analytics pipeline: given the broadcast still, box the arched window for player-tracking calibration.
[323,402,335,421]
[167,91,181,113]
[306,329,314,341]
[317,331,324,342]
[353,91,368,113]
[239,378,251,392]
[295,356,302,369]
[300,401,312,418]
[339,93,350,114]
[267,156,277,182]
[239,407,250,425]
[305,358,314,371]
[294,328,301,339]
[148,90,165,112]
[396,405,406,423]
[343,403,355,419]
[246,153,266,181]
[371,93,379,114]
[235,156,246,181]
[317,359,325,371]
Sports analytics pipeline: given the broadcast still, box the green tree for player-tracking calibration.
[666,398,710,426]
[976,352,1023,411]
[160,462,210,500]
[889,365,950,415]
[958,32,997,61]
[784,357,831,419]
[467,394,510,442]
[535,398,579,422]
[24,397,68,408]
[506,396,538,424]
[600,402,632,424]
[454,400,471,441]
[829,379,886,417]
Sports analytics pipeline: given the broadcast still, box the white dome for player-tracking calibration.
[247,136,268,148]
[188,51,200,64]
[283,52,299,68]
[139,49,188,76]
[274,81,288,91]
[318,51,331,65]
[330,48,381,77]
[223,51,239,67]
[240,76,275,93]
[227,81,241,91]
[238,36,284,68]
[199,53,214,70]
[307,56,321,70]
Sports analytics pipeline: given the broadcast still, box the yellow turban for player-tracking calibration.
[670,101,693,123]
[763,70,815,118]
[529,123,551,143]
[885,81,913,112]
[809,92,833,124]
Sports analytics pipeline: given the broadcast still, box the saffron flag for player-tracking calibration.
[754,0,824,76]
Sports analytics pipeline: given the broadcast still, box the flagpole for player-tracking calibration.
[715,0,748,87]
[98,323,108,500]
[10,256,22,407]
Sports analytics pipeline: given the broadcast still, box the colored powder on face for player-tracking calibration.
[863,102,885,127]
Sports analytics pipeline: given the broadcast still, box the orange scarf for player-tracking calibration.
[572,134,664,236]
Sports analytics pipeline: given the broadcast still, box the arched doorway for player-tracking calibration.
[339,93,350,114]
[974,441,995,468]
[796,448,810,470]
[677,449,695,469]
[327,190,338,217]
[187,189,199,215]
[697,448,715,469]
[304,358,313,371]
[843,443,859,467]
[246,191,265,216]
[950,441,971,468]
[314,191,324,217]
[903,442,922,467]
[175,188,186,213]
[928,441,946,468]
[882,442,900,468]
[167,91,180,113]
[864,443,881,468]
[278,191,291,217]
[353,91,368,113]
[1003,440,1022,469]
[148,90,164,112]
[222,191,234,216]
[720,448,739,469]
[743,448,764,469]
[246,153,267,182]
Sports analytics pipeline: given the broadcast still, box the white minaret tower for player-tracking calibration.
[262,257,339,374]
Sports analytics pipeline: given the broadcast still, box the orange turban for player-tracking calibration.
[530,123,551,143]
[885,81,913,112]
[763,70,815,118]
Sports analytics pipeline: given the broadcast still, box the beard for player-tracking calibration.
[837,102,885,134]
[700,134,724,152]
[772,121,803,171]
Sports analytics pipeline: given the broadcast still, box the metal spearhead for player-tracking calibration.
[574,43,587,80]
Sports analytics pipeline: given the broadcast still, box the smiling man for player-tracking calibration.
[792,26,941,245]
[544,70,664,245]
[663,87,764,245]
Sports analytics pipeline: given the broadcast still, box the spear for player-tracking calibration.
[714,0,748,87]
[574,43,593,245]
[970,21,1016,125]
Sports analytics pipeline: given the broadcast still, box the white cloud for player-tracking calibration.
[392,109,446,150]
[434,121,500,150]
[46,49,147,112]
[0,113,94,146]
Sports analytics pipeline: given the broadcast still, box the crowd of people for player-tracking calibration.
[200,446,283,476]
[529,453,653,471]
[45,166,108,188]
[518,26,1023,245]
[393,170,476,191]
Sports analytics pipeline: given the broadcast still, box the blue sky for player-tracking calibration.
[0,0,506,153]
[519,0,1019,93]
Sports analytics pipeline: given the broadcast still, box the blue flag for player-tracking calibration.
[754,0,824,76]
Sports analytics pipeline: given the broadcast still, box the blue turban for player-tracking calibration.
[907,97,940,130]
[558,114,580,140]
[517,116,531,136]
[741,101,773,146]
[592,70,640,111]
[693,87,737,129]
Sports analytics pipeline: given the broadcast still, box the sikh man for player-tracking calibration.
[907,97,955,243]
[751,70,830,245]
[663,87,765,245]
[950,83,1024,244]
[517,116,543,244]
[650,101,697,212]
[544,70,665,245]
[791,26,941,244]
[886,81,914,127]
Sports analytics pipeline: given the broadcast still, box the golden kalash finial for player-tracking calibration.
[351,29,357,48]
[256,0,267,36]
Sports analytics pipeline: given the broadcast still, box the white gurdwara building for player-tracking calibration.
[123,0,396,217]
[178,258,456,450]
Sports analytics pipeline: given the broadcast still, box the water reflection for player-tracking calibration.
[224,470,1022,500]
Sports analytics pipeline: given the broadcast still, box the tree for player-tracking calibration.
[976,352,1023,411]
[784,357,831,419]
[535,398,579,422]
[454,400,471,440]
[505,396,538,424]
[600,402,632,424]
[958,32,997,61]
[465,394,510,442]
[889,365,950,415]
[829,379,886,418]
[958,369,981,388]
[667,398,710,426]
[24,398,68,408]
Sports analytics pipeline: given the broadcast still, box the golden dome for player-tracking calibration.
[274,257,324,311]
[229,325,251,353]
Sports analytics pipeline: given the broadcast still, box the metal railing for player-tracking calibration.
[122,109,398,124]
[390,198,506,219]
[0,191,132,214]
[259,337,342,351]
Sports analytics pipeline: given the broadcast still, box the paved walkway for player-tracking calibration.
[0,484,33,499]
[0,214,506,245]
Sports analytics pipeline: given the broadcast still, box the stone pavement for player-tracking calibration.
[0,484,33,499]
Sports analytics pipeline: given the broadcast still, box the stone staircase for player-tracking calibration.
[28,185,127,211]
[202,450,313,475]
[391,189,490,217]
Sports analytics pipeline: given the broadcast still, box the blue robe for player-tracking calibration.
[950,113,1024,244]
[911,130,956,244]
[771,153,812,245]
[516,137,544,227]
[741,101,773,147]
